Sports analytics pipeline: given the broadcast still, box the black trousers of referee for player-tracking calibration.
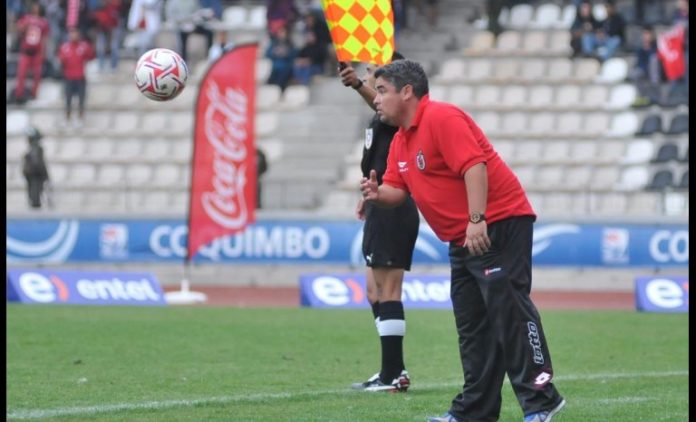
[447,216,563,421]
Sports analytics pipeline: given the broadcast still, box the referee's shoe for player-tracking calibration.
[351,370,410,392]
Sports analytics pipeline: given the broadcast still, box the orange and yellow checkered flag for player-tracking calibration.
[321,0,395,65]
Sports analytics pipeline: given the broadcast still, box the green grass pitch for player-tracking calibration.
[6,305,688,421]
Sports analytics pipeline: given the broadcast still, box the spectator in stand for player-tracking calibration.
[570,1,598,57]
[265,24,296,91]
[673,0,689,89]
[127,0,162,57]
[91,0,123,72]
[415,0,438,29]
[266,0,299,36]
[302,8,332,74]
[207,30,234,62]
[43,0,66,73]
[22,126,51,209]
[57,27,96,129]
[581,0,626,62]
[630,26,662,107]
[166,0,214,63]
[256,147,268,209]
[13,1,50,103]
[292,31,325,85]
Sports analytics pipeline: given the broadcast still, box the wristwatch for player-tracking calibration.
[469,212,486,224]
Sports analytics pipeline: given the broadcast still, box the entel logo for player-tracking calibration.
[18,272,161,303]
[311,276,364,306]
[645,278,689,309]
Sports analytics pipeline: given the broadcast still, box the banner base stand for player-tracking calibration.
[164,279,208,305]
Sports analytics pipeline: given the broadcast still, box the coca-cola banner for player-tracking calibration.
[657,25,686,81]
[187,43,258,260]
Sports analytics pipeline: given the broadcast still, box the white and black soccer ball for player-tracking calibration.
[134,48,189,101]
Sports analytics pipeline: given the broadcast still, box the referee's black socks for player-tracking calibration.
[377,300,406,383]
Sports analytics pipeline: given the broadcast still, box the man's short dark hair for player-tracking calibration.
[374,59,429,98]
[391,51,405,61]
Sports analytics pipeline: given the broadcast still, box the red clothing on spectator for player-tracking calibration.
[16,14,50,54]
[92,0,121,30]
[58,40,96,80]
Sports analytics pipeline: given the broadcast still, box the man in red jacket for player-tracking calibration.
[57,27,95,129]
[14,2,50,103]
[360,59,566,422]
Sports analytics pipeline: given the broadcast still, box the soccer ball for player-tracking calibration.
[134,48,189,101]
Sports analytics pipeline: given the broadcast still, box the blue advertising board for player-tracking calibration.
[6,269,166,306]
[300,273,452,309]
[6,218,689,267]
[634,276,689,313]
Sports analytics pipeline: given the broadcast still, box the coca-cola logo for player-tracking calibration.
[201,81,250,229]
[657,25,684,62]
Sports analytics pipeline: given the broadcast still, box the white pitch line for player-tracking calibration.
[6,370,688,420]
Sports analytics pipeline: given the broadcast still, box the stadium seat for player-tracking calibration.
[449,86,473,108]
[114,139,144,161]
[605,84,637,110]
[616,166,650,191]
[257,84,282,110]
[6,138,25,161]
[546,58,573,82]
[512,165,536,187]
[497,6,510,27]
[500,85,526,108]
[568,140,597,164]
[519,59,546,82]
[169,113,193,134]
[68,163,97,187]
[635,114,663,136]
[437,58,466,83]
[540,192,576,216]
[223,6,247,29]
[29,111,57,134]
[660,85,689,108]
[573,58,601,82]
[541,141,571,164]
[564,165,593,190]
[6,163,21,189]
[677,170,689,189]
[594,57,628,84]
[620,139,655,164]
[589,166,620,191]
[143,139,171,161]
[556,112,582,136]
[84,138,114,161]
[626,192,661,214]
[256,112,279,138]
[645,169,674,191]
[247,5,267,31]
[508,4,534,29]
[494,30,522,55]
[56,138,87,161]
[7,110,29,136]
[492,59,519,81]
[112,112,140,134]
[593,140,625,164]
[428,84,447,102]
[474,85,500,107]
[651,142,680,163]
[527,111,555,136]
[594,192,627,215]
[501,112,527,135]
[467,58,493,81]
[592,3,608,20]
[126,164,153,186]
[48,163,68,185]
[473,112,500,135]
[83,190,119,212]
[115,86,142,107]
[279,85,310,110]
[547,30,572,55]
[140,112,170,135]
[663,191,688,216]
[463,31,495,55]
[534,165,565,190]
[97,164,125,187]
[493,140,515,162]
[556,3,576,29]
[152,164,181,187]
[55,190,84,211]
[521,31,548,55]
[256,58,272,83]
[515,140,543,164]
[582,85,608,109]
[679,147,688,163]
[555,84,582,109]
[606,112,639,137]
[527,85,554,109]
[666,113,688,135]
[530,3,561,29]
[83,112,112,133]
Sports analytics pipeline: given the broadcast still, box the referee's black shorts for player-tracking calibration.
[362,196,419,270]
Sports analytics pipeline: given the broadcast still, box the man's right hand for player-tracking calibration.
[338,61,359,88]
